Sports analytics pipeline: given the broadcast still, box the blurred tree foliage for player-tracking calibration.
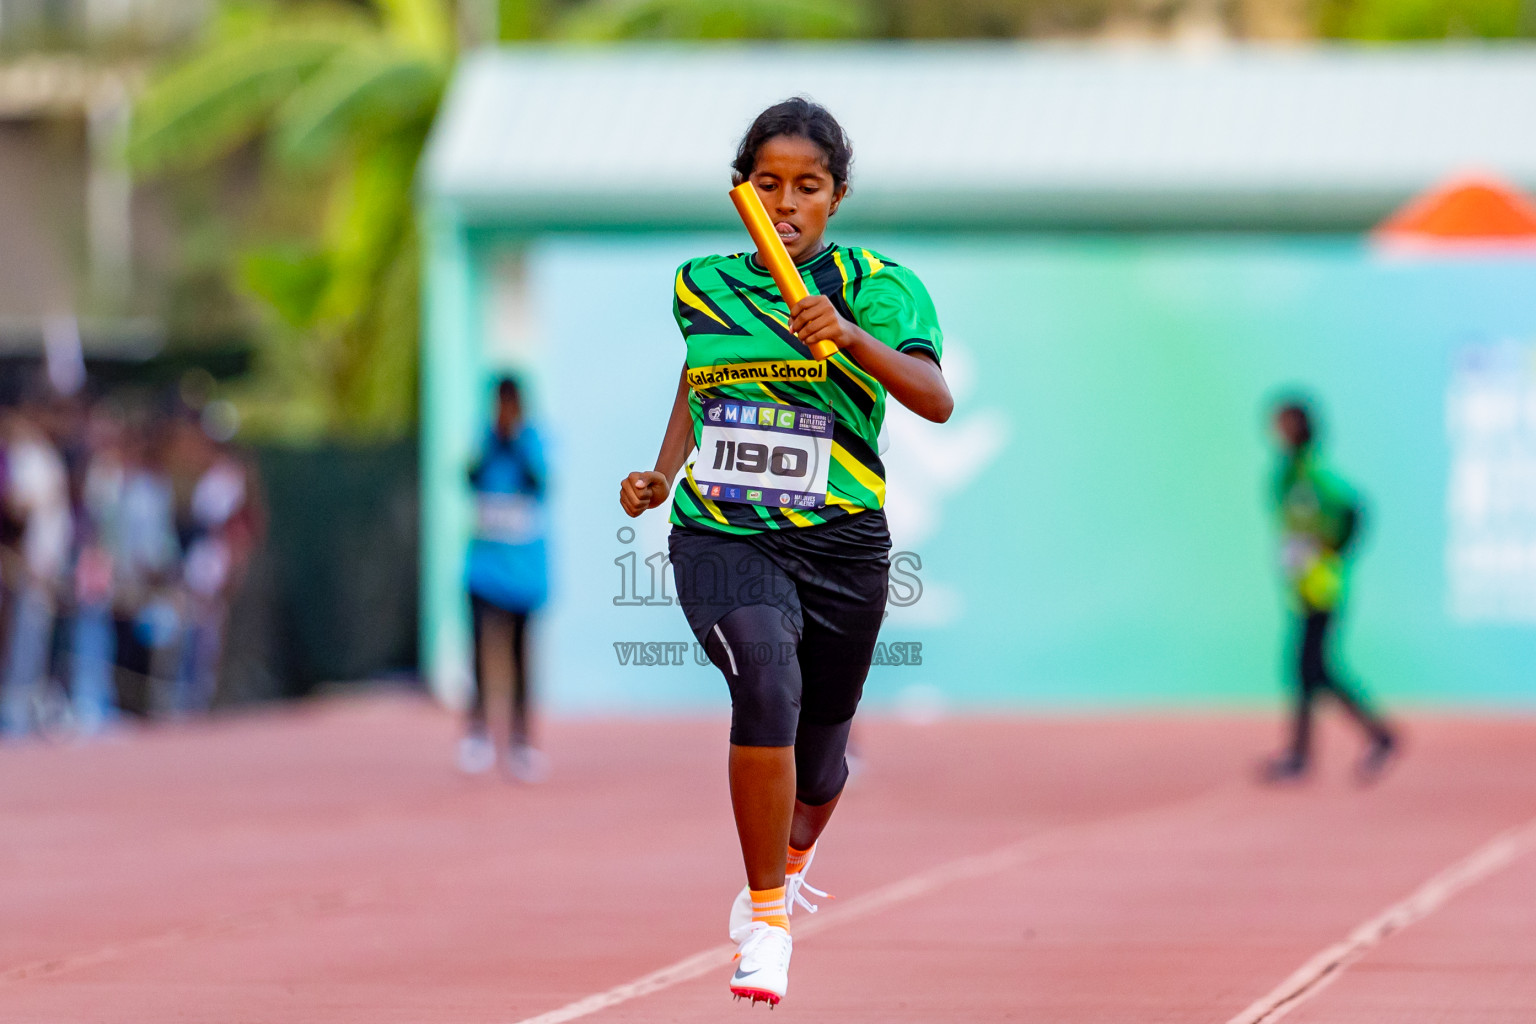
[1314,0,1534,39]
[130,0,452,439]
[128,0,1532,438]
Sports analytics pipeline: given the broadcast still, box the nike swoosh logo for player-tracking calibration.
[732,968,760,981]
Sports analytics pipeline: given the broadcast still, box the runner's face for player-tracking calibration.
[497,396,521,434]
[1273,411,1304,451]
[747,135,846,263]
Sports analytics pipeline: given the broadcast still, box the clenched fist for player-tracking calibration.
[619,470,670,517]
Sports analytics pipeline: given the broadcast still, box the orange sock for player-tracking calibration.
[786,844,814,876]
[749,886,790,932]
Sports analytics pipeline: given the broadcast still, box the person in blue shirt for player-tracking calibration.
[460,377,549,781]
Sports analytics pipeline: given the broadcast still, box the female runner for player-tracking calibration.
[619,97,953,1007]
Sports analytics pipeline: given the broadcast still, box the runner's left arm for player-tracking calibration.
[789,297,953,423]
[620,363,695,517]
[651,362,697,481]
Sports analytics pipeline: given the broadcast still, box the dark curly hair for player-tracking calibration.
[731,97,853,190]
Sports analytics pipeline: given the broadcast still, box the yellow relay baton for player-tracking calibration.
[729,181,839,361]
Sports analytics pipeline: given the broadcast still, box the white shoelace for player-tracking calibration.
[786,872,829,915]
[737,922,793,970]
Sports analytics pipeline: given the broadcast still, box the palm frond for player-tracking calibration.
[314,133,423,328]
[308,135,425,434]
[340,228,420,435]
[240,243,331,328]
[129,23,364,172]
[273,43,444,169]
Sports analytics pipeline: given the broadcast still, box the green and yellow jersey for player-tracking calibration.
[668,243,943,534]
[1273,448,1360,612]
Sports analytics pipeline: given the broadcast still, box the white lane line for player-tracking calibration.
[508,944,738,1024]
[509,784,1239,1024]
[1225,815,1536,1024]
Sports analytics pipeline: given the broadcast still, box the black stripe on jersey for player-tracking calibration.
[718,272,814,358]
[825,358,876,419]
[747,377,822,409]
[729,503,768,530]
[841,247,902,307]
[677,263,750,337]
[808,257,856,321]
[803,253,879,421]
[831,418,885,480]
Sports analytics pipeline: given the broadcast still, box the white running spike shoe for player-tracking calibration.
[729,922,792,1006]
[727,846,828,942]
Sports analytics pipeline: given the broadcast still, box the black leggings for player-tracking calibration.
[670,515,890,808]
[1289,610,1390,760]
[469,596,530,746]
[703,603,879,807]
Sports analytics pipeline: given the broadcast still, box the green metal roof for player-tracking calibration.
[422,44,1536,231]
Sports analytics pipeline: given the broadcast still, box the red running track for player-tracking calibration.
[2,692,1534,1023]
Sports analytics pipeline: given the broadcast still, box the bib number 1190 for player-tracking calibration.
[711,440,808,478]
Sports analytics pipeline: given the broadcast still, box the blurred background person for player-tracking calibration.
[0,398,73,739]
[459,376,549,781]
[1262,397,1397,784]
[68,403,129,735]
[173,422,261,716]
[111,418,182,719]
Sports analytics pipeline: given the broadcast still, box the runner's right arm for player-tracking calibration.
[620,363,695,517]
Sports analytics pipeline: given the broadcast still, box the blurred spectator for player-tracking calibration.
[459,376,549,781]
[1261,397,1398,784]
[172,426,261,715]
[0,400,73,738]
[69,404,126,734]
[109,418,181,717]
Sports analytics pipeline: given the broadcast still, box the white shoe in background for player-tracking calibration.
[457,734,496,775]
[504,743,550,783]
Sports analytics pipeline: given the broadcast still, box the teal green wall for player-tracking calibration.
[425,232,1536,712]
[419,207,486,704]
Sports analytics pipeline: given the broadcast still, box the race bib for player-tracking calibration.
[475,493,544,545]
[694,398,834,510]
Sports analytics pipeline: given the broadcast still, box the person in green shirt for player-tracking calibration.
[619,98,953,1007]
[1263,398,1397,784]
